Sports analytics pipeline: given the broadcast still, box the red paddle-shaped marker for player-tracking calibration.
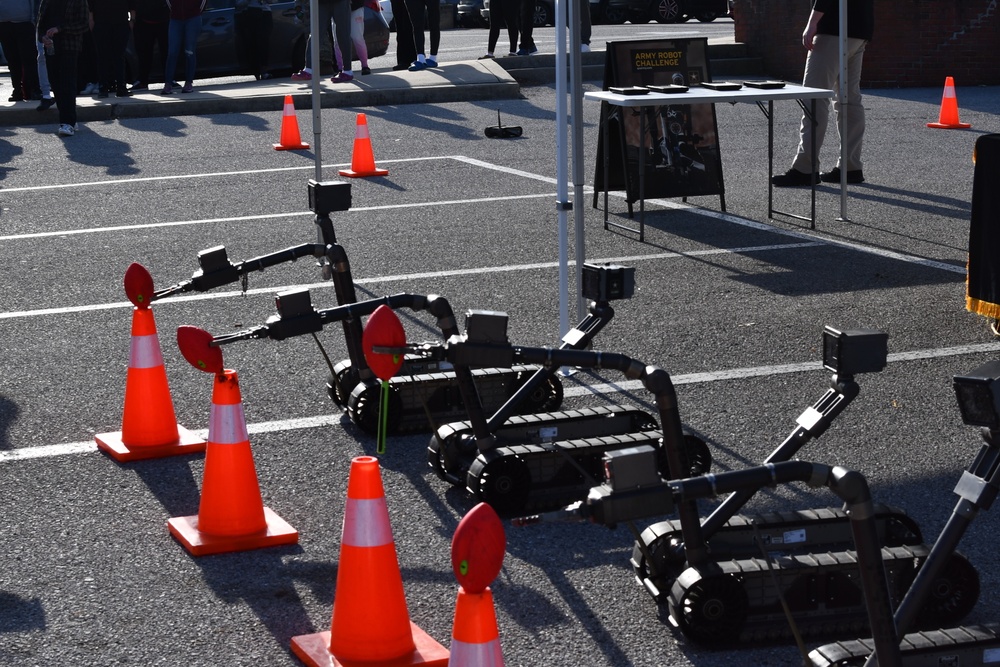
[362,305,406,380]
[362,305,406,454]
[124,262,155,310]
[176,325,224,374]
[451,502,506,594]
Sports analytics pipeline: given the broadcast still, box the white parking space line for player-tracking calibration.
[4,340,997,464]
[1,154,968,279]
[0,242,821,320]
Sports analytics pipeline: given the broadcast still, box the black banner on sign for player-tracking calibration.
[594,38,724,205]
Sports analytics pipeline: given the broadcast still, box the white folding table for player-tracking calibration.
[586,83,836,239]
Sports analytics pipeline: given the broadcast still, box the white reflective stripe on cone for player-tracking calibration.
[342,497,394,548]
[129,334,164,369]
[449,638,504,667]
[208,402,249,444]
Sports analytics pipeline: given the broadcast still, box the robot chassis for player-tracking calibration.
[426,264,711,518]
[542,360,1000,666]
[808,359,1000,667]
[517,328,980,646]
[150,180,564,434]
[204,301,706,519]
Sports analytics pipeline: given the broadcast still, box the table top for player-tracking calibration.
[584,83,835,106]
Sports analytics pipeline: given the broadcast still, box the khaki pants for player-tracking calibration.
[791,34,868,174]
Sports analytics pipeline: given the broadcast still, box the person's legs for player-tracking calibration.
[790,34,838,174]
[94,19,112,94]
[390,0,416,68]
[14,23,41,97]
[318,1,335,72]
[134,20,157,86]
[163,18,183,90]
[426,0,440,59]
[50,50,79,127]
[182,16,201,86]
[485,6,500,54]
[405,0,427,58]
[0,24,26,99]
[518,0,535,52]
[836,37,867,172]
[349,7,368,69]
[112,20,131,92]
[501,0,519,54]
[579,0,591,49]
[36,39,53,99]
[330,0,353,78]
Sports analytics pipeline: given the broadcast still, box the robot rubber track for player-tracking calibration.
[205,289,561,434]
[435,320,701,519]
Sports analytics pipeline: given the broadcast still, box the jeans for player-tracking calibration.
[165,16,202,85]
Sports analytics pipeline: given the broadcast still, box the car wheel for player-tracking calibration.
[603,3,627,23]
[652,0,680,22]
[533,0,553,26]
[695,10,718,21]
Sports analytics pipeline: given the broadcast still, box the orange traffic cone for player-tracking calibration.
[96,304,205,462]
[274,95,310,150]
[927,77,971,129]
[449,587,505,666]
[167,369,298,556]
[338,113,389,178]
[291,456,449,667]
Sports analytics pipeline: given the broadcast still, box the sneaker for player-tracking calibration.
[507,52,517,56]
[771,168,819,187]
[331,71,354,83]
[516,47,538,56]
[820,167,865,184]
[80,82,99,95]
[57,123,75,137]
[407,60,426,71]
[478,53,495,59]
[290,69,312,81]
[161,84,174,95]
[425,57,437,68]
[36,97,55,112]
[361,66,371,75]
[181,82,194,93]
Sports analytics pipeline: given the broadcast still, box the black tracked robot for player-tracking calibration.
[516,328,978,645]
[202,304,704,517]
[426,263,711,516]
[150,180,563,434]
[808,360,1000,667]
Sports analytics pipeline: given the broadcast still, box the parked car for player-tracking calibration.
[608,0,725,23]
[125,0,390,82]
[457,0,489,28]
[483,0,616,28]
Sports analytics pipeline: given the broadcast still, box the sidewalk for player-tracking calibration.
[0,51,609,127]
[0,56,523,128]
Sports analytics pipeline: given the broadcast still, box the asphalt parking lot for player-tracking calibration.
[1,65,1000,666]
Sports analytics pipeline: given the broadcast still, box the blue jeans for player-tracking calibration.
[165,16,201,85]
